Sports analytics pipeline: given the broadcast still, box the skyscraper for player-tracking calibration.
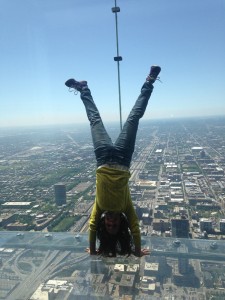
[54,183,66,206]
[171,217,189,238]
[171,216,190,275]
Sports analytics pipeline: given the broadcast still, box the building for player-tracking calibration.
[0,214,16,227]
[171,218,189,238]
[152,219,170,232]
[142,213,151,225]
[54,183,66,206]
[199,218,213,233]
[219,219,225,233]
[178,257,189,275]
[140,276,157,295]
[90,259,106,274]
[144,263,159,277]
[2,202,32,209]
[191,147,203,155]
[30,280,72,300]
[171,217,190,277]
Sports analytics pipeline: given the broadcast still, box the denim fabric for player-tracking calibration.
[80,81,154,167]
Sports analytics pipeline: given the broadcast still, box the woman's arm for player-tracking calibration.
[125,199,142,252]
[133,247,150,257]
[89,200,102,254]
[125,196,151,256]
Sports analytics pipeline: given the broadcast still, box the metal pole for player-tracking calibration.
[112,0,123,131]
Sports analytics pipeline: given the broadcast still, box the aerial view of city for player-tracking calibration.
[1,0,225,298]
[0,116,225,299]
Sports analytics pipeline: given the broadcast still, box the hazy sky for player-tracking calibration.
[1,0,225,128]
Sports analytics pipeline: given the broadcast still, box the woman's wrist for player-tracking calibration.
[90,241,96,255]
[134,246,141,257]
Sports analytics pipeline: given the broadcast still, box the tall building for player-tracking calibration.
[171,217,189,238]
[199,218,213,233]
[219,219,225,233]
[54,184,66,206]
[178,257,189,275]
[171,217,190,276]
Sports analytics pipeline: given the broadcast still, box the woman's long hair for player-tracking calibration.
[96,213,134,256]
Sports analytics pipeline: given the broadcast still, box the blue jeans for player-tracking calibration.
[80,81,154,168]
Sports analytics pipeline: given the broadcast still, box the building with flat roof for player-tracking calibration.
[144,263,159,277]
[54,183,66,206]
[219,219,225,233]
[200,218,213,233]
[2,202,32,209]
[171,218,189,238]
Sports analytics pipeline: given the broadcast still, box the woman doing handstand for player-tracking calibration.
[65,65,161,257]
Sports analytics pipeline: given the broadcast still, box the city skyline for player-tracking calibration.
[1,117,225,298]
[1,0,225,128]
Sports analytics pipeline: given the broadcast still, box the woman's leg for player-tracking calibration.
[80,87,114,166]
[114,81,154,167]
[65,65,161,167]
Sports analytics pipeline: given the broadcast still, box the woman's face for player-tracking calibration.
[104,213,121,235]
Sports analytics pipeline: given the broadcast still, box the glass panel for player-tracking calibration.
[1,232,225,299]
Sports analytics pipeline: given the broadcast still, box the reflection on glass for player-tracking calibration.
[1,232,225,299]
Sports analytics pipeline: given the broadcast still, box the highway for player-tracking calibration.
[7,250,69,300]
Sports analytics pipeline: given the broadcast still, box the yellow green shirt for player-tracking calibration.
[89,166,141,248]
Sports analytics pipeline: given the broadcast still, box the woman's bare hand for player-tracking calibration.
[140,248,150,257]
[85,248,99,255]
[134,248,150,257]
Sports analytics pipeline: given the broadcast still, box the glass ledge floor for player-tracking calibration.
[0,231,225,299]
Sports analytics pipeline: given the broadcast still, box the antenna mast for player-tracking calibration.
[112,0,123,131]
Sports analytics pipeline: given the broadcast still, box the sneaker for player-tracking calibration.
[146,65,161,83]
[65,78,87,92]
